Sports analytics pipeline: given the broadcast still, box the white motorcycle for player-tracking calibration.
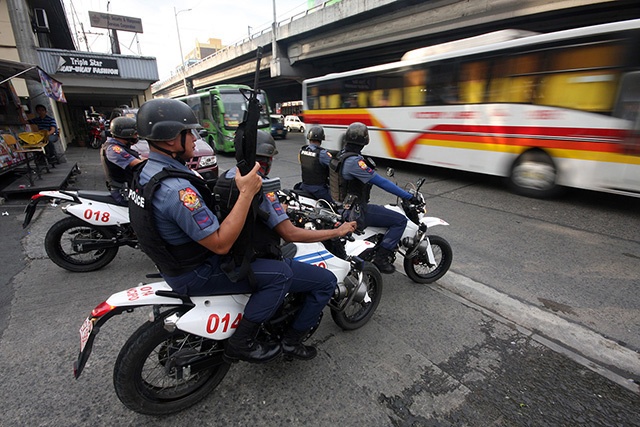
[281,172,453,284]
[73,240,382,415]
[23,190,137,272]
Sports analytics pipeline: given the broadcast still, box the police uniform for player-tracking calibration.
[299,144,334,202]
[101,137,140,204]
[221,168,337,331]
[338,153,410,252]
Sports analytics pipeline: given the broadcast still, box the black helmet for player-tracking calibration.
[256,130,278,157]
[109,117,137,139]
[344,122,369,146]
[137,98,201,142]
[307,125,325,141]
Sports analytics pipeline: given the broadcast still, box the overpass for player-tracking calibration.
[152,0,640,107]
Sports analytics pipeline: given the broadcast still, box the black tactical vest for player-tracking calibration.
[214,171,282,261]
[100,140,140,189]
[128,165,214,277]
[299,145,328,185]
[329,151,372,205]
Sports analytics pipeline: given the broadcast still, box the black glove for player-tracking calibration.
[409,195,422,205]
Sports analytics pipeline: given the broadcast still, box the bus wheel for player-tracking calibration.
[508,151,561,198]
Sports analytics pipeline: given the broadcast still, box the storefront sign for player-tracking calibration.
[88,11,143,33]
[57,55,119,76]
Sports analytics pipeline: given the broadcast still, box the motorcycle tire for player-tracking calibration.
[331,262,383,330]
[113,314,230,415]
[90,135,103,149]
[44,216,119,272]
[403,234,453,284]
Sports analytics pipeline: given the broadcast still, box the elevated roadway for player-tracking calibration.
[152,0,640,105]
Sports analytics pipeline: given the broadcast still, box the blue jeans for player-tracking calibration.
[164,256,336,331]
[363,204,407,251]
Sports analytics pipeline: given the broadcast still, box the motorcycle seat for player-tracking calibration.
[76,190,119,204]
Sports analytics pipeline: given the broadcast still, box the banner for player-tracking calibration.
[38,68,67,103]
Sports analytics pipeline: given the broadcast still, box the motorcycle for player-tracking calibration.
[88,118,106,149]
[23,190,137,272]
[73,239,383,415]
[280,171,453,284]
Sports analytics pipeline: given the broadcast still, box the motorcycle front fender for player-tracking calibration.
[65,201,130,226]
[420,216,449,228]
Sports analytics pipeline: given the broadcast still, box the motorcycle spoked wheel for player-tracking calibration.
[44,216,120,272]
[403,234,453,284]
[113,314,230,415]
[331,262,383,330]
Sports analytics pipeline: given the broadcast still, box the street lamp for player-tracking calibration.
[174,7,191,94]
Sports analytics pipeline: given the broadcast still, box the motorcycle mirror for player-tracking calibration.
[386,167,395,177]
[199,129,208,138]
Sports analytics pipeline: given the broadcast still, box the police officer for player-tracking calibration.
[329,122,421,274]
[216,130,357,360]
[100,117,142,205]
[129,99,355,364]
[298,125,334,203]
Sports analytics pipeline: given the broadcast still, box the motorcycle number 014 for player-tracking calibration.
[73,240,383,415]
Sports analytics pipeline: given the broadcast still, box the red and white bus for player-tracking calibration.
[302,20,640,198]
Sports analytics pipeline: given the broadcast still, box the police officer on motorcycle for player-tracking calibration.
[100,117,142,205]
[215,130,357,360]
[298,125,334,203]
[329,122,421,274]
[129,99,355,364]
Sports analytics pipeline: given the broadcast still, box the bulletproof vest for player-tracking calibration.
[329,151,372,204]
[128,164,214,276]
[214,171,282,261]
[299,145,328,186]
[100,140,140,189]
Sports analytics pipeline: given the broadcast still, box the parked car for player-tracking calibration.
[284,115,305,133]
[132,131,218,186]
[270,116,288,140]
[106,107,218,185]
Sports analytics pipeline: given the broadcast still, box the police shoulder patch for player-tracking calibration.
[179,187,202,211]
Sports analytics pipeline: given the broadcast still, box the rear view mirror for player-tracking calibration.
[386,167,395,177]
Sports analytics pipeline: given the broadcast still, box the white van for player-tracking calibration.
[284,115,305,133]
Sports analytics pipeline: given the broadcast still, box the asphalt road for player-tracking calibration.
[0,136,638,425]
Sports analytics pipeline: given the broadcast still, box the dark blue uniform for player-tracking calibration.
[102,137,140,204]
[222,168,337,331]
[340,155,411,251]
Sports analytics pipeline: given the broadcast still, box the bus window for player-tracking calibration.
[535,43,622,112]
[426,62,458,105]
[404,69,426,106]
[487,54,540,103]
[613,71,640,122]
[459,61,488,103]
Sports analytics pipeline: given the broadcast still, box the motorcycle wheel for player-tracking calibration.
[90,135,102,149]
[331,262,383,330]
[113,315,230,415]
[44,217,119,272]
[403,234,453,284]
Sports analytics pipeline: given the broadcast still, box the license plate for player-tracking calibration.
[79,317,93,352]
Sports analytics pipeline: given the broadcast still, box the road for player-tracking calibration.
[0,135,638,425]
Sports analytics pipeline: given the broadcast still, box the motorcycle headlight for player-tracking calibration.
[198,156,217,168]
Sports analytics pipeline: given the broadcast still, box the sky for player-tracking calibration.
[62,0,313,81]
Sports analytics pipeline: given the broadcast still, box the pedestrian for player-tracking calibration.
[28,104,59,165]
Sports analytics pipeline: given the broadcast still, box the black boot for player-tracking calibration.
[373,247,395,274]
[282,328,317,361]
[224,318,282,364]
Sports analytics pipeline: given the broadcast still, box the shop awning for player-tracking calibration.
[0,58,66,102]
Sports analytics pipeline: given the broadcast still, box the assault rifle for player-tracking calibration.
[234,46,263,176]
